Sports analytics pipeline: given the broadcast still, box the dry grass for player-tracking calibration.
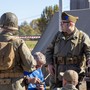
[25,40,38,49]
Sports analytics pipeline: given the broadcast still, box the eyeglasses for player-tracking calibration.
[61,21,70,24]
[61,21,70,25]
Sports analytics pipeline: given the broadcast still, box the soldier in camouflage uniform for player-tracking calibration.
[0,12,37,90]
[46,12,90,90]
[53,70,78,90]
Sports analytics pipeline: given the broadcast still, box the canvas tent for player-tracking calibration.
[32,12,59,54]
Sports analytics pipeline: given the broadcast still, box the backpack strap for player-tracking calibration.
[72,30,83,56]
[78,31,83,51]
[54,31,61,44]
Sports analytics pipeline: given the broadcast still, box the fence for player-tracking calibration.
[18,35,41,40]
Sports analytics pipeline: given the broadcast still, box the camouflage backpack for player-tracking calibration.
[0,41,15,70]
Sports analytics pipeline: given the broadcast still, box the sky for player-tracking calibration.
[0,0,70,25]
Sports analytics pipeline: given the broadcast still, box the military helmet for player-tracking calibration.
[0,12,18,30]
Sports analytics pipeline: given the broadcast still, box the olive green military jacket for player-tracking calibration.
[46,27,90,73]
[56,84,78,90]
[0,31,36,73]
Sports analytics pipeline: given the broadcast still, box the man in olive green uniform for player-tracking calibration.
[46,12,90,90]
[53,70,78,90]
[0,12,37,90]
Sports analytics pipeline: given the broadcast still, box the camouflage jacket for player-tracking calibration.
[0,31,36,73]
[58,84,78,90]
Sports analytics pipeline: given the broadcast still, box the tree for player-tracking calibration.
[37,4,59,33]
[19,20,40,36]
[30,19,41,34]
[19,4,59,35]
[19,21,33,36]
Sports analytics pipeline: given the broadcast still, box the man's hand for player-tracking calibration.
[86,67,90,77]
[86,59,90,77]
[87,59,90,67]
[36,83,44,90]
[28,77,41,84]
[47,64,55,76]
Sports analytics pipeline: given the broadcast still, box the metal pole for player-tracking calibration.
[88,0,90,8]
[59,0,62,32]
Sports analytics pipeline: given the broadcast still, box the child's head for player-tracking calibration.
[33,52,46,69]
[63,70,78,86]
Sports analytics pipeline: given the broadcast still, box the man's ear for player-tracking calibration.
[69,22,75,26]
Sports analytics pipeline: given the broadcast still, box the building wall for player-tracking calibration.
[70,0,89,10]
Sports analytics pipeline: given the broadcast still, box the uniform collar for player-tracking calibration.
[73,27,80,39]
[63,84,78,90]
[61,27,79,40]
[1,31,13,36]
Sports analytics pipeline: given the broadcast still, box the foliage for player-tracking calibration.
[30,19,41,34]
[37,4,59,33]
[19,21,40,36]
[19,4,59,35]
